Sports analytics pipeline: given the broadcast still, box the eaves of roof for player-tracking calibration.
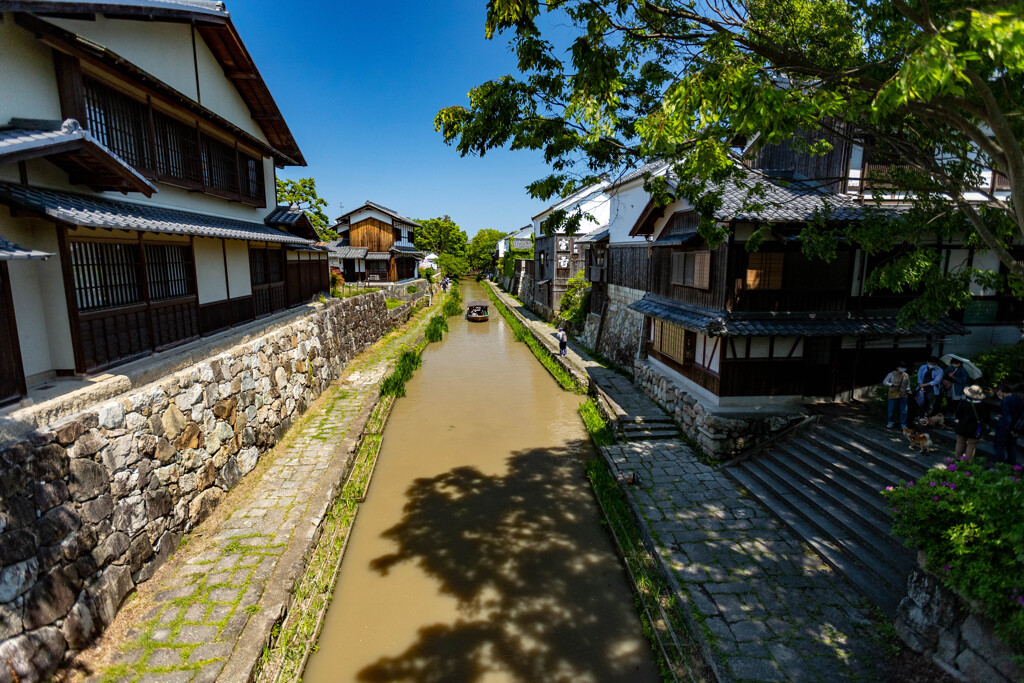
[337,201,421,227]
[0,235,54,260]
[0,181,313,244]
[629,294,969,338]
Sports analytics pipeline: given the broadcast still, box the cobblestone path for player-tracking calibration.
[486,283,887,682]
[77,302,433,683]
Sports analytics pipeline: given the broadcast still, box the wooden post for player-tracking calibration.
[56,225,86,374]
[137,233,156,348]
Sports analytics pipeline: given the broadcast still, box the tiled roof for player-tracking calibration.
[713,169,864,222]
[511,238,533,249]
[533,180,610,221]
[390,244,423,257]
[365,252,391,261]
[338,201,421,227]
[606,160,670,191]
[575,228,609,243]
[0,182,313,245]
[629,294,968,338]
[264,204,306,227]
[0,0,229,17]
[0,119,157,195]
[329,246,368,259]
[0,235,54,261]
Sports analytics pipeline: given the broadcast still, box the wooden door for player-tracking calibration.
[0,263,27,405]
[802,337,839,397]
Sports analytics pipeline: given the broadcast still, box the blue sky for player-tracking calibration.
[231,0,556,237]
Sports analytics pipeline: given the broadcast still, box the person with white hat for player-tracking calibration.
[953,385,988,460]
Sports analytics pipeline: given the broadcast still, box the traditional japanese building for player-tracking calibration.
[0,0,328,407]
[329,201,422,283]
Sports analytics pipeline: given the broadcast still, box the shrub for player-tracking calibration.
[442,295,462,317]
[380,348,422,398]
[385,299,404,310]
[425,314,448,343]
[330,271,343,289]
[420,267,435,284]
[882,462,1024,653]
[973,343,1024,388]
[407,285,418,294]
[558,271,591,327]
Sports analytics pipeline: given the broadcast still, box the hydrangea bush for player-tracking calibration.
[882,461,1024,653]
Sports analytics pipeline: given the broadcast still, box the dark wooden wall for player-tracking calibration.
[747,124,852,192]
[0,262,27,405]
[607,245,649,291]
[649,245,729,308]
[350,218,396,252]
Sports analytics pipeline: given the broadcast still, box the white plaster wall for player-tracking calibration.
[194,237,227,303]
[192,31,266,140]
[346,209,393,226]
[0,211,75,377]
[225,240,251,297]
[748,337,772,358]
[0,16,63,125]
[970,251,1001,295]
[607,181,654,245]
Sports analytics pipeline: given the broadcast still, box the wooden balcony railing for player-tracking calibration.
[732,289,848,313]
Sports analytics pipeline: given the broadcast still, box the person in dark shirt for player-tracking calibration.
[953,385,987,461]
[994,384,1024,465]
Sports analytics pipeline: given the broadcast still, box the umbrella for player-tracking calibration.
[940,353,983,379]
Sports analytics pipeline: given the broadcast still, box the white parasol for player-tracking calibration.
[940,353,983,379]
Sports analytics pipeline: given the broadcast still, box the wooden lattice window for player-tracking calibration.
[83,78,152,171]
[153,111,202,185]
[70,241,143,311]
[746,253,784,290]
[201,134,239,195]
[671,251,711,289]
[145,244,193,301]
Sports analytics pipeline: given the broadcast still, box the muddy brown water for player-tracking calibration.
[303,281,660,682]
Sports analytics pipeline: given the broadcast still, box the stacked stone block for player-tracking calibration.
[0,292,396,682]
[633,360,804,459]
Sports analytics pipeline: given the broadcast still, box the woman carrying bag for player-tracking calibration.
[883,361,911,429]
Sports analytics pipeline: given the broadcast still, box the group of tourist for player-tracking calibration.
[883,358,1022,465]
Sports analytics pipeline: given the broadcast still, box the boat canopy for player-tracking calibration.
[466,301,489,307]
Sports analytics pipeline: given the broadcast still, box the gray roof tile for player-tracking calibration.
[0,0,229,18]
[365,251,390,261]
[264,204,306,227]
[629,294,968,337]
[329,246,368,259]
[338,201,421,227]
[0,182,312,245]
[0,235,54,260]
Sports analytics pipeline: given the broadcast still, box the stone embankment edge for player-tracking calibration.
[219,384,382,682]
[484,281,725,682]
[227,321,431,682]
[482,281,591,391]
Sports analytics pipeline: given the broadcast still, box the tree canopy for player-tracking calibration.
[276,177,333,240]
[436,0,1024,321]
[468,228,507,271]
[415,215,469,257]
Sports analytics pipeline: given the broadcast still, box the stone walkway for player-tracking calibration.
[71,303,434,683]
[486,282,888,682]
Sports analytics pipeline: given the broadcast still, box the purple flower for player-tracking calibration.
[932,496,939,501]
[945,458,953,464]
[908,481,915,486]
[930,481,937,487]
[966,471,971,476]
[885,486,894,491]
[1013,465,1022,472]
[948,465,957,471]
[943,565,950,572]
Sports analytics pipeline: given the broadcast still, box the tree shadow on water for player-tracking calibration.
[359,446,655,682]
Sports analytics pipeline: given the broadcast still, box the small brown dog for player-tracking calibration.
[903,427,933,453]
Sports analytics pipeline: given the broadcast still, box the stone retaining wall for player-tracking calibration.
[0,291,404,681]
[895,566,1023,682]
[633,360,805,460]
[594,284,644,369]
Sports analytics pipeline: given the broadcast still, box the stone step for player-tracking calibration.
[827,421,941,476]
[761,445,913,567]
[776,439,895,521]
[728,464,903,613]
[622,429,683,441]
[801,427,928,487]
[619,416,676,426]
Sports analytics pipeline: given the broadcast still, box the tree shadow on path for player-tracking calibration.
[359,445,657,683]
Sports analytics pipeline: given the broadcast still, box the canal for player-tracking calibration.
[303,280,660,682]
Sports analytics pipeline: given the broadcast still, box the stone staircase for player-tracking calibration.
[727,418,945,613]
[618,415,681,441]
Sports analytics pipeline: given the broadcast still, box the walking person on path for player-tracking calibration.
[883,361,911,429]
[993,384,1024,465]
[916,357,944,418]
[557,326,568,356]
[953,385,987,460]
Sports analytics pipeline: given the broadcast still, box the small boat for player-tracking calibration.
[466,301,489,322]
